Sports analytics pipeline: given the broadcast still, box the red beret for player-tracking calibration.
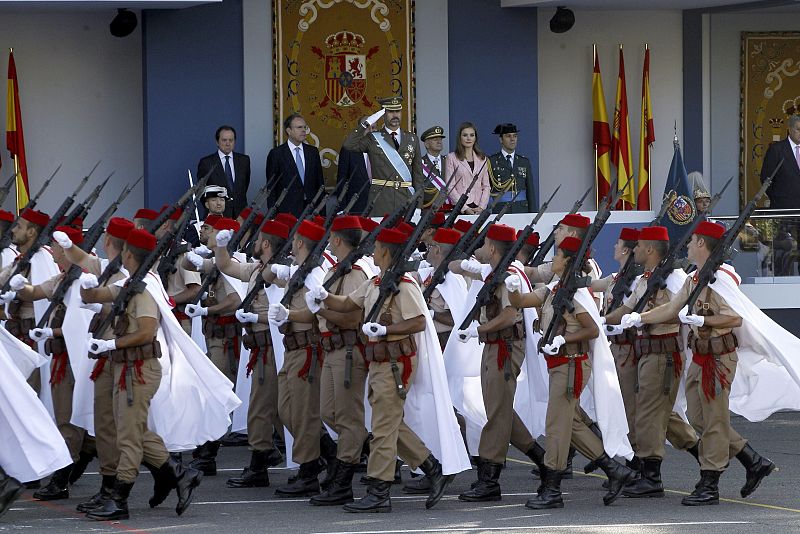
[376,228,406,244]
[70,216,84,229]
[438,203,454,213]
[21,209,49,227]
[0,210,14,223]
[275,213,298,229]
[126,228,157,251]
[433,228,460,245]
[312,215,325,227]
[431,212,446,226]
[359,216,379,232]
[486,223,516,243]
[297,220,325,241]
[395,221,414,237]
[523,231,540,247]
[168,207,182,221]
[619,227,640,242]
[261,219,289,239]
[214,217,240,232]
[239,207,252,220]
[453,219,473,234]
[55,225,83,245]
[559,236,582,253]
[331,215,362,233]
[134,208,158,221]
[204,215,221,227]
[106,217,134,240]
[639,226,669,241]
[560,213,591,229]
[694,221,725,240]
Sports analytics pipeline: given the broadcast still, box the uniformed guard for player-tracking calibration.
[488,123,537,213]
[200,185,229,218]
[420,126,447,210]
[689,171,711,219]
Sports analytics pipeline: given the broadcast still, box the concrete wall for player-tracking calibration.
[0,9,143,218]
[538,9,684,211]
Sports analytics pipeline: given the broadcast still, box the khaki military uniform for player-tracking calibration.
[199,258,239,381]
[535,286,605,470]
[348,276,431,481]
[318,264,370,463]
[158,252,201,334]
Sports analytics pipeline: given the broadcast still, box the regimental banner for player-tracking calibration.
[273,0,416,186]
[740,32,800,208]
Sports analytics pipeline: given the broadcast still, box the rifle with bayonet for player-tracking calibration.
[0,172,19,207]
[64,170,112,225]
[441,172,481,228]
[527,186,592,267]
[36,178,141,328]
[342,175,371,215]
[0,164,62,251]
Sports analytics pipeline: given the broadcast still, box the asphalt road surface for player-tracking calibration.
[3,411,798,534]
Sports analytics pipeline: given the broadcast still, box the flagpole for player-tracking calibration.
[13,157,20,215]
[593,43,600,210]
[620,43,626,212]
[645,43,652,211]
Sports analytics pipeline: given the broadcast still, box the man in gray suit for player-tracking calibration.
[342,97,423,215]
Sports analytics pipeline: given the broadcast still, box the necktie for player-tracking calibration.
[433,157,440,171]
[391,131,399,149]
[506,154,513,168]
[295,147,305,184]
[795,145,800,170]
[224,155,234,190]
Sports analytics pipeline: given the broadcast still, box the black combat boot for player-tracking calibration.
[227,449,273,488]
[681,470,721,506]
[622,457,664,498]
[0,467,24,520]
[595,453,636,505]
[144,461,172,508]
[189,441,220,476]
[68,450,96,485]
[319,434,338,490]
[77,474,116,512]
[310,460,356,506]
[458,460,502,502]
[147,457,203,515]
[360,459,402,485]
[533,446,574,479]
[86,479,133,521]
[33,464,72,501]
[736,444,777,498]
[343,480,391,513]
[687,441,700,464]
[402,473,432,494]
[525,468,564,509]
[419,454,453,509]
[275,459,323,497]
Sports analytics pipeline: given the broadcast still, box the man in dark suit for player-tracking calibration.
[761,115,800,209]
[336,146,370,215]
[266,113,325,218]
[487,123,537,213]
[197,125,251,218]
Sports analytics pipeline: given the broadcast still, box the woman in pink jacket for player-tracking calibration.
[444,122,490,214]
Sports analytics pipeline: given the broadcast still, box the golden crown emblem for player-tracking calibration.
[325,30,365,54]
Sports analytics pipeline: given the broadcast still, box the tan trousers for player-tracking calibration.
[685,352,746,471]
[247,346,280,452]
[634,351,683,458]
[207,336,236,382]
[543,360,605,470]
[93,357,119,476]
[320,346,368,464]
[366,356,430,481]
[278,347,321,464]
[478,340,536,464]
[112,358,170,482]
[666,412,699,451]
[612,342,637,450]
[51,361,86,462]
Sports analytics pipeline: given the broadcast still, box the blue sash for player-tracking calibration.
[371,132,414,194]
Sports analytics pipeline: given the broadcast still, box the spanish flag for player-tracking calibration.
[611,45,636,209]
[6,50,29,211]
[637,46,654,210]
[592,46,612,206]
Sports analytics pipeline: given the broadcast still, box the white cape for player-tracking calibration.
[0,322,46,378]
[30,248,61,417]
[59,278,96,434]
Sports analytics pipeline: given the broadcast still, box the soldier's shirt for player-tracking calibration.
[479,280,523,326]
[534,285,588,339]
[318,264,368,334]
[0,262,34,319]
[624,274,679,336]
[199,258,237,310]
[157,252,202,298]
[108,284,160,335]
[673,275,740,339]
[348,276,427,342]
[424,280,451,335]
[84,255,128,340]
[285,264,313,333]
[37,273,67,330]
[229,261,269,333]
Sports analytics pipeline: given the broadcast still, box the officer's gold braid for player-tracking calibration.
[489,160,514,197]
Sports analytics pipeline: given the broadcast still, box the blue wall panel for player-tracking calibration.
[682,9,703,173]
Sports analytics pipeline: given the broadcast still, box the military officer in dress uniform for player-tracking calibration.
[343,96,424,215]
[488,123,537,213]
[420,126,447,210]
[200,185,229,218]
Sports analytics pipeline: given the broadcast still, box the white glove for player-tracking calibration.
[29,327,53,342]
[542,335,566,356]
[0,291,16,304]
[52,230,73,249]
[504,274,522,293]
[620,312,643,329]
[79,273,99,289]
[88,338,116,354]
[193,245,212,257]
[600,316,607,325]
[604,324,624,336]
[678,305,705,327]
[215,229,233,248]
[457,321,480,343]
[305,291,321,314]
[185,303,208,318]
[417,259,431,271]
[410,250,424,262]
[460,258,484,274]
[364,107,386,127]
[307,285,328,303]
[186,251,204,269]
[362,322,387,337]
[271,263,291,281]
[268,303,289,326]
[9,274,28,291]
[235,308,259,324]
[79,300,102,314]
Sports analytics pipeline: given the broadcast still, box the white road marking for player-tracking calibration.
[310,521,751,534]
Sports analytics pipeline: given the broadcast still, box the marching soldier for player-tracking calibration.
[488,123,536,213]
[422,227,460,350]
[420,126,447,210]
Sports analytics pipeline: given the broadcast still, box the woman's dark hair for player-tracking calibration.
[454,122,485,160]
